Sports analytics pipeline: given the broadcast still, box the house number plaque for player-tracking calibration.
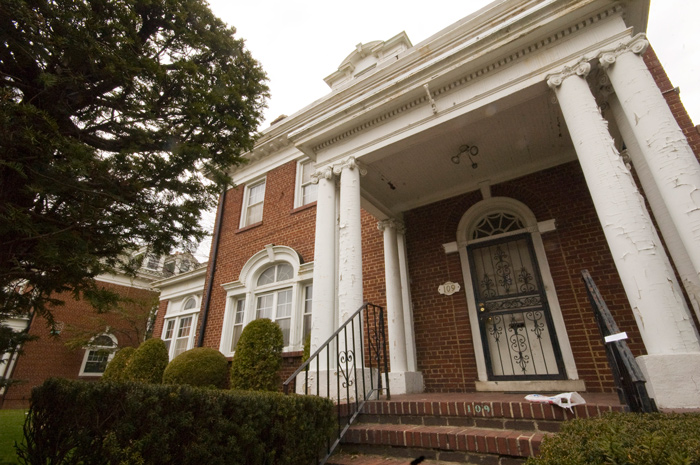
[438,281,460,296]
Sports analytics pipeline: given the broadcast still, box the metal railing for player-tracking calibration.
[283,302,390,465]
[581,270,657,413]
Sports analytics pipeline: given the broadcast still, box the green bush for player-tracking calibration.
[102,346,135,381]
[527,411,700,465]
[18,378,335,465]
[123,338,168,384]
[230,318,283,391]
[163,347,229,389]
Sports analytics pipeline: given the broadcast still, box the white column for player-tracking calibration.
[547,60,700,408]
[547,61,699,354]
[600,34,700,282]
[336,157,364,322]
[310,167,337,356]
[378,219,408,373]
[608,94,700,323]
[397,228,418,372]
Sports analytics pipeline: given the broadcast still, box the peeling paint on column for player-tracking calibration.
[547,59,700,355]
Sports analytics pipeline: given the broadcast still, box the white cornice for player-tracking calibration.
[293,2,625,154]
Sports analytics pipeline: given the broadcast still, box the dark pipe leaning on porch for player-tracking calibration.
[196,186,227,347]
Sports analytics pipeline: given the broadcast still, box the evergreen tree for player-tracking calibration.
[0,0,268,323]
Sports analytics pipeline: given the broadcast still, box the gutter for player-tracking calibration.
[196,187,227,347]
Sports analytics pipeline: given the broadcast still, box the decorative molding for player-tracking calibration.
[310,166,334,184]
[599,33,649,69]
[546,60,591,89]
[311,4,623,154]
[331,156,368,176]
[377,218,405,233]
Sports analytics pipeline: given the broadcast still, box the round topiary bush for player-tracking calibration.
[230,318,283,391]
[102,346,136,381]
[163,347,230,389]
[123,338,169,384]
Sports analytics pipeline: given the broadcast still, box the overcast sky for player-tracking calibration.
[193,0,699,261]
[207,0,699,127]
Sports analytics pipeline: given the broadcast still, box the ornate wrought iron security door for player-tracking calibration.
[468,233,566,380]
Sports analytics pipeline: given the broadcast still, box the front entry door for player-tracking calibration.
[468,233,566,380]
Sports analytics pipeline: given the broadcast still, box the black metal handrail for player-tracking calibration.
[581,270,657,413]
[283,302,390,465]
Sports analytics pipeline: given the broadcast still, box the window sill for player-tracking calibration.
[291,202,316,214]
[235,221,263,234]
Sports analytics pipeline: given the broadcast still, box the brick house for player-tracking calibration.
[152,0,700,409]
[0,253,197,409]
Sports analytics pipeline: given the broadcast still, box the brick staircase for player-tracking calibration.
[327,392,623,465]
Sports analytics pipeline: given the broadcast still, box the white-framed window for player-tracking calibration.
[241,179,266,227]
[79,333,117,376]
[162,295,200,360]
[295,159,317,207]
[220,245,314,356]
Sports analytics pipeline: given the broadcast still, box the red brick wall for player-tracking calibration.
[404,162,640,393]
[3,282,156,409]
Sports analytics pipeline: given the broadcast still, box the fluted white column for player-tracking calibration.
[379,219,408,373]
[546,61,699,356]
[600,34,700,283]
[336,157,365,324]
[310,167,337,358]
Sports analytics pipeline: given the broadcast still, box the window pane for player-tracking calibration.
[247,203,263,225]
[301,161,314,184]
[231,325,243,351]
[173,338,188,358]
[234,299,245,324]
[277,319,291,347]
[276,289,293,318]
[164,320,175,340]
[302,183,318,204]
[177,317,192,338]
[84,350,109,373]
[303,285,313,342]
[248,182,265,205]
[258,266,275,286]
[276,263,293,281]
[256,294,273,319]
[183,297,197,310]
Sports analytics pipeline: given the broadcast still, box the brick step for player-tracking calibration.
[342,422,544,458]
[327,452,468,465]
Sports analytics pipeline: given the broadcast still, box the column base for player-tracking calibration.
[637,353,700,409]
[388,371,424,395]
[294,368,382,402]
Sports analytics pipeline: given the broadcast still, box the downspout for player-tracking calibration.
[197,186,227,347]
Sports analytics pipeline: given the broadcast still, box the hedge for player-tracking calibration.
[527,411,700,465]
[163,347,230,389]
[230,318,283,391]
[18,378,335,465]
[122,338,169,384]
[102,346,135,382]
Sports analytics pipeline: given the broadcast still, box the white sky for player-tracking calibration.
[193,0,699,261]
[207,0,699,127]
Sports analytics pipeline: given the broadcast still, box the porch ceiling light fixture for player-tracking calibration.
[451,144,479,168]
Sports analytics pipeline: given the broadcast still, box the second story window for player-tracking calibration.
[242,179,266,227]
[296,160,317,207]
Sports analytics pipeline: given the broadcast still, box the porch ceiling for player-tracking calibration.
[360,83,578,216]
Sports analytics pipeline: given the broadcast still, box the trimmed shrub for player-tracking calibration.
[230,318,283,391]
[163,347,229,389]
[527,411,700,465]
[18,378,335,465]
[102,346,135,381]
[123,338,168,384]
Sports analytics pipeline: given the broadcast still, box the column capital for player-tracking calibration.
[377,218,405,234]
[310,166,334,184]
[599,33,649,69]
[332,156,368,177]
[546,60,591,89]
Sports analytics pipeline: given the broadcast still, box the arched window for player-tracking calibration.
[161,294,200,360]
[80,333,117,376]
[221,245,314,356]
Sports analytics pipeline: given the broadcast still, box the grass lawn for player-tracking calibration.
[0,410,26,465]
